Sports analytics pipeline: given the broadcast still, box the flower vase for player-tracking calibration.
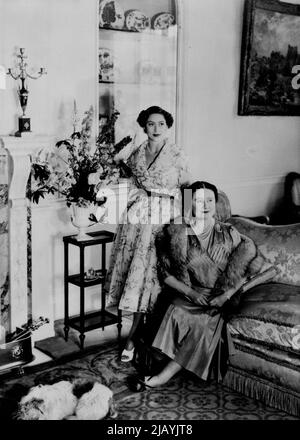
[70,204,95,241]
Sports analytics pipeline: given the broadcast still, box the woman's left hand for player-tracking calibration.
[209,293,228,308]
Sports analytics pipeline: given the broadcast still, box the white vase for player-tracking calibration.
[70,203,96,241]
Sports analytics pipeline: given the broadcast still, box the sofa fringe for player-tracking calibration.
[224,369,300,418]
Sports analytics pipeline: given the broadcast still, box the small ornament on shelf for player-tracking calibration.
[151,12,175,30]
[99,0,125,30]
[124,9,150,32]
[99,48,114,82]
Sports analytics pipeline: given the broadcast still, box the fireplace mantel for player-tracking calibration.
[0,135,53,334]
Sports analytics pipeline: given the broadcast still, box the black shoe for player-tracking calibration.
[128,375,155,392]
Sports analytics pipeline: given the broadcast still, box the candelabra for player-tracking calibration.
[7,48,47,136]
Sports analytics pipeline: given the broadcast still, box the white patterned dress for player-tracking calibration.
[105,139,191,313]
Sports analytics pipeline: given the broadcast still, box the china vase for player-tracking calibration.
[70,204,96,241]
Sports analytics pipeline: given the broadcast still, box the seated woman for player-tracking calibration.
[132,181,264,390]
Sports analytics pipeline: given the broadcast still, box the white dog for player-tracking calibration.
[16,379,117,420]
[69,382,116,420]
[16,381,77,420]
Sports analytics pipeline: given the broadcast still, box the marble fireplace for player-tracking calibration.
[0,135,52,341]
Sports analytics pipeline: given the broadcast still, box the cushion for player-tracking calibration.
[228,283,300,354]
[228,218,300,286]
[216,191,231,222]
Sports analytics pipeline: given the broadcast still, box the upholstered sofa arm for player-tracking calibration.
[231,214,270,225]
[228,217,300,287]
[239,266,278,293]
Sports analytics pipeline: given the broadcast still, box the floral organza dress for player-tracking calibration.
[105,139,190,314]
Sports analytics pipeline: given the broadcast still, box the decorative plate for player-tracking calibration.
[125,9,150,32]
[99,47,114,82]
[99,0,125,29]
[152,12,175,30]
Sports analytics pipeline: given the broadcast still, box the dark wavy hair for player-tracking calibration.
[185,181,219,202]
[137,106,174,132]
[181,181,219,216]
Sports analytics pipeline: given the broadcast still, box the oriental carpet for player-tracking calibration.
[0,343,298,420]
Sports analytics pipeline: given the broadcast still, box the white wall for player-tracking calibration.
[179,0,300,216]
[0,0,98,139]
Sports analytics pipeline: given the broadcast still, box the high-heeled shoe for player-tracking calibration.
[130,376,155,392]
[120,347,135,362]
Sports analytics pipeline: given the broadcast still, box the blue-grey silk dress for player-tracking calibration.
[152,221,243,381]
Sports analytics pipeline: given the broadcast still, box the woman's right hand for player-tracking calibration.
[186,289,209,306]
[164,276,209,306]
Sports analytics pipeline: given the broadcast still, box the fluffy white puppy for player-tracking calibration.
[69,382,117,420]
[17,381,77,420]
[16,379,117,420]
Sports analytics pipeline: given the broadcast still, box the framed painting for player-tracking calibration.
[238,0,300,115]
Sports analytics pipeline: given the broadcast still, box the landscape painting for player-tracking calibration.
[238,0,300,115]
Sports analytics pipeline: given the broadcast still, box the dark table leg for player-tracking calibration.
[79,245,85,350]
[101,243,106,331]
[64,241,69,341]
[79,333,86,351]
[117,309,122,355]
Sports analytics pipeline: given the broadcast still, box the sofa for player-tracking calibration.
[132,192,300,417]
[223,217,300,418]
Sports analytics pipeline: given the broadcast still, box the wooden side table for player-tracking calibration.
[63,230,122,350]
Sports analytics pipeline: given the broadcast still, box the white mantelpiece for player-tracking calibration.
[0,135,53,334]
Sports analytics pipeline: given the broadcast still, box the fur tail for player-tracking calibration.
[108,397,118,418]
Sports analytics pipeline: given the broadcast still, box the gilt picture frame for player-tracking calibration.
[238,0,300,115]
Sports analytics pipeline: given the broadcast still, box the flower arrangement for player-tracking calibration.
[28,105,132,207]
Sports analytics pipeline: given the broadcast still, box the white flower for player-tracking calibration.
[95,184,112,200]
[88,167,104,185]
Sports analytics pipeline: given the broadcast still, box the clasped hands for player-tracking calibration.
[186,288,230,308]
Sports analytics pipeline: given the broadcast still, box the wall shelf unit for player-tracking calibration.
[97,0,179,143]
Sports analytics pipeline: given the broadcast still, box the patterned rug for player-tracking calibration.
[0,344,298,420]
[117,375,299,420]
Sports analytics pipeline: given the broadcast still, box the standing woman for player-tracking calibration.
[104,106,191,362]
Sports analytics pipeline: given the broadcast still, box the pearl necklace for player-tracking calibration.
[190,218,215,238]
